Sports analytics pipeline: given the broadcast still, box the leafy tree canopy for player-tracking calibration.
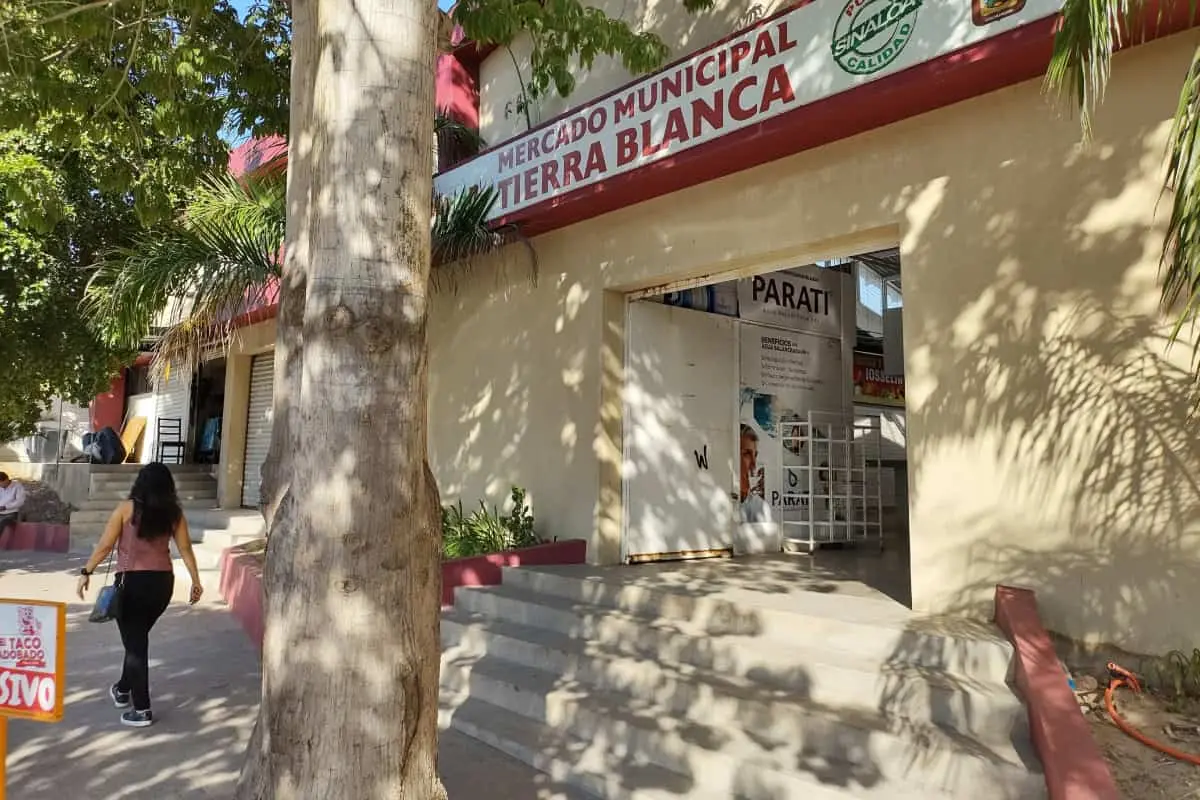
[0,0,712,437]
[0,0,289,439]
[0,132,136,440]
[453,0,716,100]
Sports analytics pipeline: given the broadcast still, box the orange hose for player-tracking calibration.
[1104,661,1200,766]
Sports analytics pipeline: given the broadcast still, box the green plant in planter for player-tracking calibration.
[441,486,539,559]
[502,486,537,549]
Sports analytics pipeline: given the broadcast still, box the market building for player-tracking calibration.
[420,0,1200,657]
[65,0,1200,658]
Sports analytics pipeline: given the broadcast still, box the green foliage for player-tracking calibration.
[452,0,716,101]
[1157,648,1200,700]
[84,157,288,368]
[441,486,540,559]
[1048,2,1200,408]
[441,500,512,559]
[0,133,133,441]
[2,0,712,437]
[0,1,291,196]
[432,185,503,266]
[0,0,289,440]
[502,486,538,549]
[83,129,503,369]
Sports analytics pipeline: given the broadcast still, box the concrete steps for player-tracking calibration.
[69,508,263,553]
[68,464,264,556]
[440,565,1045,800]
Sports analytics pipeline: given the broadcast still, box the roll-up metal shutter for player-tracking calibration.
[241,353,275,508]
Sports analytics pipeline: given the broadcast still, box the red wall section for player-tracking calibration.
[90,373,126,432]
[228,135,288,177]
[437,52,480,129]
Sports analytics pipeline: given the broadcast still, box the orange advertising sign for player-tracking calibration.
[853,352,905,408]
[0,599,66,723]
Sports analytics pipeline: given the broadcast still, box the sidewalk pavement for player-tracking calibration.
[0,553,576,799]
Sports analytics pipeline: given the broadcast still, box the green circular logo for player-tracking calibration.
[831,0,923,76]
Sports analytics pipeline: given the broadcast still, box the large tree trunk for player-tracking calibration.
[235,0,315,794]
[240,0,445,795]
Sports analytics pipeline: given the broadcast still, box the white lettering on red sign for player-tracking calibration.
[434,0,1061,222]
[0,669,56,714]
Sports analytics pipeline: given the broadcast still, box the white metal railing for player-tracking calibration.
[778,410,883,552]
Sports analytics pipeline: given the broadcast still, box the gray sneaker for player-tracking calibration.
[109,684,130,709]
[120,708,153,728]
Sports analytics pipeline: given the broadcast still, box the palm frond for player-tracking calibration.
[432,185,501,265]
[1162,46,1200,408]
[86,116,518,383]
[83,166,285,377]
[431,185,538,292]
[1049,1,1200,408]
[83,229,219,350]
[1044,0,1144,139]
[435,112,486,156]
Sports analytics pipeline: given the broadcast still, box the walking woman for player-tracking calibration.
[76,462,204,727]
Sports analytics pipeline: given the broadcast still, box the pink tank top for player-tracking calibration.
[117,519,173,573]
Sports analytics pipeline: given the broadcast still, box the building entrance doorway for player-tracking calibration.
[621,247,910,603]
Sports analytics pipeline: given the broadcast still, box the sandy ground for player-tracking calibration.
[0,552,582,799]
[1076,675,1200,798]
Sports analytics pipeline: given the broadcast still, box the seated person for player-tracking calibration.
[0,472,26,544]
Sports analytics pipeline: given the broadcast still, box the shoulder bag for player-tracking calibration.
[88,544,123,624]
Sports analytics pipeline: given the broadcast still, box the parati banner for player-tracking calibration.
[736,267,845,339]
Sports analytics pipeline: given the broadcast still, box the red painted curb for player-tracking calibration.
[218,538,589,650]
[994,585,1120,800]
[219,545,265,649]
[0,522,69,553]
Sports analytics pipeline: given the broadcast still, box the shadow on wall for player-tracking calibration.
[430,261,599,541]
[440,32,1200,655]
[898,98,1200,655]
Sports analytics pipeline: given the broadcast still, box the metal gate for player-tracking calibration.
[241,353,274,508]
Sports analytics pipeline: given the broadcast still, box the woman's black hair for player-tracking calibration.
[128,462,182,540]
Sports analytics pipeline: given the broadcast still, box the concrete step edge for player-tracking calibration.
[450,586,1016,688]
[440,654,1043,798]
[440,696,956,800]
[441,609,1035,763]
[446,594,1027,748]
[501,567,1013,655]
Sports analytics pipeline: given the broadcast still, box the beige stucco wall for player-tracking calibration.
[431,31,1200,655]
[478,0,791,144]
[219,319,277,508]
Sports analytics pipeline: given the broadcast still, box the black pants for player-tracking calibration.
[115,571,174,711]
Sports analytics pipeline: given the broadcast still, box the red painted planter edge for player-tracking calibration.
[441,539,588,607]
[0,522,70,553]
[994,585,1120,800]
[219,538,589,651]
[219,545,266,650]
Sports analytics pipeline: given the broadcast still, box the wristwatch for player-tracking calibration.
[79,567,92,577]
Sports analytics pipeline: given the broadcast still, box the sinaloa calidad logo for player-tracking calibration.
[831,0,923,76]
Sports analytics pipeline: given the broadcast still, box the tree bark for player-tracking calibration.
[234,0,315,794]
[243,0,446,795]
